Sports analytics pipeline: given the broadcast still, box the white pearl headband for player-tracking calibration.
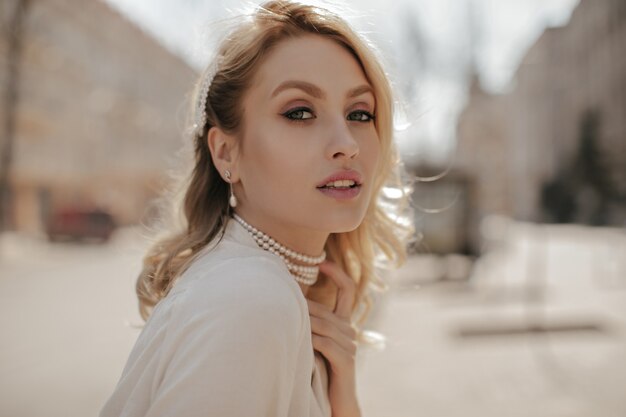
[190,57,220,139]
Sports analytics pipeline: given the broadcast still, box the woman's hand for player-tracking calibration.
[307,260,362,417]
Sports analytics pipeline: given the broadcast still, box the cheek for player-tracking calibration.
[246,138,282,180]
[362,130,382,172]
[242,131,310,195]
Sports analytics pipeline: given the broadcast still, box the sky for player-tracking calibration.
[102,0,580,163]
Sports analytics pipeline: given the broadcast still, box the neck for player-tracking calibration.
[233,208,329,259]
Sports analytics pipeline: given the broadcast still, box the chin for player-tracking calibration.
[309,194,372,233]
[325,211,366,233]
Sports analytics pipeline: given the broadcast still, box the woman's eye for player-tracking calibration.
[282,107,315,121]
[347,110,375,122]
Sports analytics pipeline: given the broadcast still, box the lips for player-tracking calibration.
[316,169,363,188]
[316,169,363,201]
[317,185,361,200]
[318,180,357,190]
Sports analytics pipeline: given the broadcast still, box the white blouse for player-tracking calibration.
[99,217,332,417]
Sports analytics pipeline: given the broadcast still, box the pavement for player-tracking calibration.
[356,220,626,417]
[0,220,624,417]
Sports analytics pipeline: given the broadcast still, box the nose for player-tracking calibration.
[326,120,359,161]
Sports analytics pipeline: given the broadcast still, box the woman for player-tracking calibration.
[100,1,414,416]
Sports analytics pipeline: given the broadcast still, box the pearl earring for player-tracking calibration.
[224,169,237,208]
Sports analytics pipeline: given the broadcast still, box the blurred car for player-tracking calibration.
[45,207,116,243]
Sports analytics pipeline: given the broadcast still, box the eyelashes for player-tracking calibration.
[347,110,376,122]
[281,106,376,124]
[282,107,315,122]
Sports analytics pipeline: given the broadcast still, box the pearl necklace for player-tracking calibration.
[232,213,325,285]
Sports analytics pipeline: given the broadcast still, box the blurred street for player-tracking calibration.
[357,220,626,417]
[1,220,624,417]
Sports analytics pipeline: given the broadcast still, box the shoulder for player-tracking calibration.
[167,254,307,341]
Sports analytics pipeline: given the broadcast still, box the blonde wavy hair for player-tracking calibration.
[137,0,415,337]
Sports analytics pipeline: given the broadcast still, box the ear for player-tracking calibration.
[207,126,240,182]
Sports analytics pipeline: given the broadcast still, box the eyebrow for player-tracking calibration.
[270,80,374,100]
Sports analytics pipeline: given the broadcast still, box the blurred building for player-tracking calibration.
[0,0,197,234]
[457,0,626,250]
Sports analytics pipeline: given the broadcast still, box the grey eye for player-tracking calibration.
[283,108,315,120]
[347,111,375,122]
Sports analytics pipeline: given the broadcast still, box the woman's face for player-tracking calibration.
[235,34,381,234]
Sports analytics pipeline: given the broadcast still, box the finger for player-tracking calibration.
[311,334,356,373]
[308,299,359,345]
[307,299,354,334]
[318,261,356,320]
[309,315,358,352]
[307,298,332,314]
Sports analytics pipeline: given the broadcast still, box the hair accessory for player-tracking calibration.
[224,170,238,208]
[191,78,211,138]
[232,212,326,286]
[191,57,221,138]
